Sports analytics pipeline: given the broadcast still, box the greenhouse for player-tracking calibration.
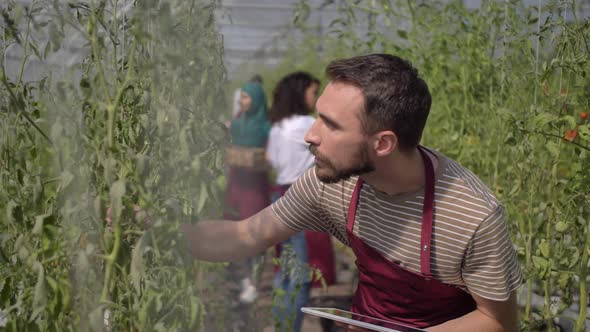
[1,0,589,331]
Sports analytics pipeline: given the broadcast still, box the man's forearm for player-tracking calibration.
[427,291,518,332]
[180,220,262,262]
[427,309,509,332]
[179,207,296,262]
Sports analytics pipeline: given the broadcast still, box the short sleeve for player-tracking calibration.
[462,205,523,301]
[271,167,327,232]
[266,126,280,169]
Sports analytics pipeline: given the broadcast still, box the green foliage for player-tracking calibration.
[1,0,226,330]
[270,244,325,331]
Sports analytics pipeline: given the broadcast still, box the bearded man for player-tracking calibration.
[182,54,522,331]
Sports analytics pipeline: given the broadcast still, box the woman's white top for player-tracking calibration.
[267,115,315,185]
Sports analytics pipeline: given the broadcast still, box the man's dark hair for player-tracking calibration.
[326,54,431,151]
[269,71,320,124]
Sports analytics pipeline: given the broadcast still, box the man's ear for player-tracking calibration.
[372,131,397,157]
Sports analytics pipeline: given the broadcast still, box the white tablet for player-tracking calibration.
[301,307,425,332]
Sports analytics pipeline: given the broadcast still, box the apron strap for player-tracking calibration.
[346,178,364,233]
[418,147,435,277]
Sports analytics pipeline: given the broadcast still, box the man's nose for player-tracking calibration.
[304,120,319,145]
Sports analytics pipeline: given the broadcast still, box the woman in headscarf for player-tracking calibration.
[224,81,271,303]
[225,81,271,219]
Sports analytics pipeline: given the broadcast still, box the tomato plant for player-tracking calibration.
[1,1,227,330]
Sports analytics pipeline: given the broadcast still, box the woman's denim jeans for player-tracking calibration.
[271,232,311,332]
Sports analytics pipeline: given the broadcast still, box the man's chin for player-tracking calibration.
[315,168,349,184]
[314,164,376,184]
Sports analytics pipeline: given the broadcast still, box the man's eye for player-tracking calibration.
[325,121,336,129]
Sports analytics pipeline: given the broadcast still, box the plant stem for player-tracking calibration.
[101,218,121,302]
[544,204,554,330]
[519,128,590,152]
[16,6,32,89]
[575,231,589,332]
[2,18,6,69]
[108,40,136,149]
[501,0,508,96]
[533,0,541,108]
[89,1,112,102]
[525,190,534,321]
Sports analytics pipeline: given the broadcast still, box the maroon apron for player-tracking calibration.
[347,147,476,329]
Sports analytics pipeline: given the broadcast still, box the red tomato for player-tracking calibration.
[565,127,578,142]
[581,112,588,120]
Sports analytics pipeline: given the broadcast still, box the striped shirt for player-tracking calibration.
[271,149,522,301]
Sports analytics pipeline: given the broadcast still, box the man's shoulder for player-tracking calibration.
[433,149,501,213]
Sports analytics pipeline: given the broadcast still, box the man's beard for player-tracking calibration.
[309,144,375,184]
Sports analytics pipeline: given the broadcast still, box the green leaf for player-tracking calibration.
[504,132,517,146]
[561,115,577,129]
[215,175,227,190]
[5,201,17,223]
[29,41,42,60]
[191,158,201,175]
[555,221,569,232]
[189,298,203,328]
[130,235,146,293]
[0,278,5,301]
[568,248,580,268]
[577,124,590,140]
[30,261,46,321]
[558,272,570,289]
[48,22,63,52]
[155,294,163,312]
[539,240,550,258]
[397,30,408,39]
[60,170,74,190]
[32,213,51,235]
[545,141,560,159]
[532,255,550,274]
[43,40,51,59]
[508,181,521,197]
[136,153,147,176]
[46,276,57,293]
[197,182,208,214]
[533,112,558,130]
